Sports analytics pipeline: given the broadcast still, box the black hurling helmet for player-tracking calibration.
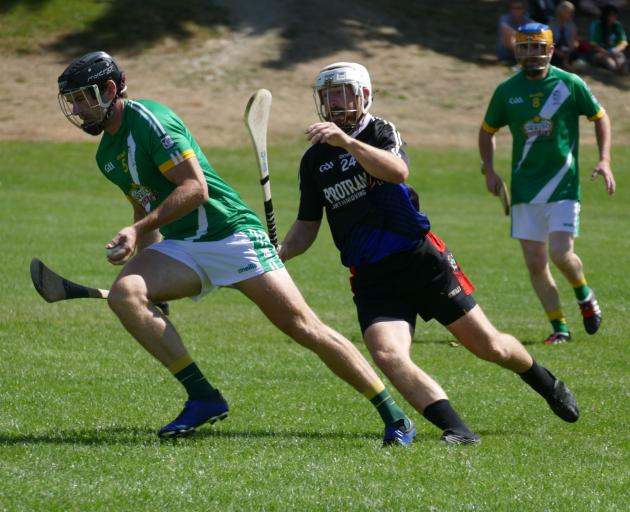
[57,51,127,135]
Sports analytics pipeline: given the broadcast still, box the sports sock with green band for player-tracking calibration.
[168,355,219,401]
[518,359,556,398]
[423,399,474,434]
[547,308,569,334]
[571,277,590,302]
[551,318,569,334]
[364,380,408,426]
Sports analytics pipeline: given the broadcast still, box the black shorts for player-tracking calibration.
[350,232,476,334]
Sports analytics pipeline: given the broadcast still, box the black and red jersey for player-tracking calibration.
[297,114,431,267]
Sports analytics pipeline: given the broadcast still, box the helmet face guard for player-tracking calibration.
[58,84,113,136]
[316,84,362,132]
[514,23,554,74]
[313,62,372,133]
[57,51,126,136]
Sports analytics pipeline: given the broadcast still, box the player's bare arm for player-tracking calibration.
[278,219,321,262]
[478,127,502,195]
[106,156,208,264]
[306,121,408,184]
[593,113,616,195]
[105,199,161,265]
[132,201,162,251]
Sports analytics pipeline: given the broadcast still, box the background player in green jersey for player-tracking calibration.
[478,23,617,345]
[57,51,416,445]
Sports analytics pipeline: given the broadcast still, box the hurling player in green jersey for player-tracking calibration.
[479,23,616,345]
[57,51,417,445]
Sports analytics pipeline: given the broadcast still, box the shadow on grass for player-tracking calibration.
[519,339,544,346]
[0,426,379,446]
[0,426,534,446]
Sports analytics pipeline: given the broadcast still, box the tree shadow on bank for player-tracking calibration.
[6,0,627,89]
[0,0,46,13]
[41,0,230,57]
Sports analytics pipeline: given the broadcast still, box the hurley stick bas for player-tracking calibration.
[481,163,510,217]
[30,257,169,315]
[244,89,278,247]
[30,257,109,302]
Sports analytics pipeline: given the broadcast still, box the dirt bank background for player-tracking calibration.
[2,0,628,148]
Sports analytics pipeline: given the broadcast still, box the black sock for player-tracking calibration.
[519,360,556,398]
[174,362,220,401]
[423,399,473,434]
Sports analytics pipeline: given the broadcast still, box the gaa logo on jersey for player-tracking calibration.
[319,161,334,172]
[523,116,553,137]
[160,135,175,150]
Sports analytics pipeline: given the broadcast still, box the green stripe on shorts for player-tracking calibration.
[245,229,284,272]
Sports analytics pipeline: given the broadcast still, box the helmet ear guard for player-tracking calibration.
[514,23,554,73]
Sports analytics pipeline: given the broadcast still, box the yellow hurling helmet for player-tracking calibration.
[514,23,554,72]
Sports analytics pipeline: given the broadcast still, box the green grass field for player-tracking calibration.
[0,141,628,511]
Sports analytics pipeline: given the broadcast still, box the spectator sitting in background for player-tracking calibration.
[578,0,627,16]
[530,0,558,22]
[589,3,629,74]
[497,1,533,63]
[550,1,587,70]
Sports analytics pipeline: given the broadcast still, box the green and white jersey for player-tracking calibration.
[96,99,263,241]
[482,66,604,205]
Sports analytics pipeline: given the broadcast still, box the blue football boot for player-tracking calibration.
[158,394,229,438]
[383,418,416,447]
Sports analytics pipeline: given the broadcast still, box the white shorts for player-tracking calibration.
[148,228,283,300]
[511,200,581,242]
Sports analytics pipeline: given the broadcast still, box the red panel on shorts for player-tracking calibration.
[426,231,475,295]
[349,264,357,293]
[426,231,446,252]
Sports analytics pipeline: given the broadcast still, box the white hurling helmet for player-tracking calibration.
[313,62,373,132]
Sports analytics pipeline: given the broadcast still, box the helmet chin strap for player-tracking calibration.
[339,118,357,133]
[524,67,545,78]
[523,59,550,78]
[340,113,365,134]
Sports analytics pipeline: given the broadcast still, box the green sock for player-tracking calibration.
[370,389,407,426]
[573,284,590,302]
[547,308,569,334]
[173,362,219,401]
[551,318,570,334]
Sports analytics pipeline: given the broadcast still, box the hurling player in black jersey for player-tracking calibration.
[278,62,580,444]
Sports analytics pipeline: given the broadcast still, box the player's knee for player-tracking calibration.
[107,275,148,315]
[473,334,511,363]
[549,247,572,269]
[526,255,548,275]
[371,348,406,372]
